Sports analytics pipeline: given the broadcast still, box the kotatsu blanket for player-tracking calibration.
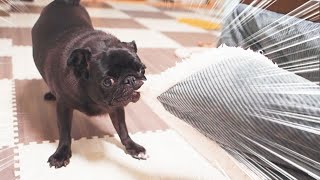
[157,46,320,179]
[217,3,320,84]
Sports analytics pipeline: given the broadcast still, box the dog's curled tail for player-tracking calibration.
[55,0,80,5]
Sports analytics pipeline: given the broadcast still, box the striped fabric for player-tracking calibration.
[217,3,320,84]
[157,47,320,179]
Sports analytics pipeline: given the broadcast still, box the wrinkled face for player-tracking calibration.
[87,48,146,107]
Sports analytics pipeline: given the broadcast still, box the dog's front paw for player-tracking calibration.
[125,141,149,160]
[48,146,72,168]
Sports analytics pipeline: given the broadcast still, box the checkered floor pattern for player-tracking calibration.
[0,0,225,179]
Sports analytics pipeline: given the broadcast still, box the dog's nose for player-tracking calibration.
[124,76,136,86]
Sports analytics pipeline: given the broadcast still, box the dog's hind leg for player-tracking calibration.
[44,92,56,101]
[54,0,80,5]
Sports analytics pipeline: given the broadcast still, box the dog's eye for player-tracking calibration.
[102,78,114,87]
[140,68,145,74]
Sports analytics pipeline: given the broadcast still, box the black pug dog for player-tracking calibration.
[32,0,147,168]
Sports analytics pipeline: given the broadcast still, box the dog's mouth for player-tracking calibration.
[131,91,140,102]
[106,79,145,107]
[109,89,141,107]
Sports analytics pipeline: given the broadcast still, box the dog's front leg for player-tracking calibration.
[48,100,73,168]
[110,107,148,160]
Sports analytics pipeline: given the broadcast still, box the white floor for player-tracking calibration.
[17,130,227,180]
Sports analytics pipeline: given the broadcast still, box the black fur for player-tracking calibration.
[44,92,56,101]
[32,0,147,168]
[55,0,80,5]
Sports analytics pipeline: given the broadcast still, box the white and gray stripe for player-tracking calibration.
[158,52,320,179]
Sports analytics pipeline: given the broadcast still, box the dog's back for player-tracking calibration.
[32,0,93,77]
[32,0,96,104]
[32,0,120,108]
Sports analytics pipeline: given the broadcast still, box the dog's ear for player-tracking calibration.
[125,40,137,53]
[67,48,91,79]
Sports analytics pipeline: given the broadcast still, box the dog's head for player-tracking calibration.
[67,40,146,107]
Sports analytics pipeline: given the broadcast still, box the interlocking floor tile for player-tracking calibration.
[0,38,12,56]
[15,79,168,144]
[92,18,146,29]
[155,6,193,12]
[0,28,32,46]
[81,1,112,8]
[122,10,173,19]
[11,46,41,79]
[11,0,52,7]
[164,11,217,21]
[17,130,226,179]
[0,10,10,17]
[0,80,14,148]
[98,28,181,48]
[9,4,43,13]
[108,2,160,12]
[0,13,39,28]
[86,7,130,19]
[0,57,12,79]
[163,32,218,47]
[135,18,206,32]
[138,48,181,74]
[0,146,15,180]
